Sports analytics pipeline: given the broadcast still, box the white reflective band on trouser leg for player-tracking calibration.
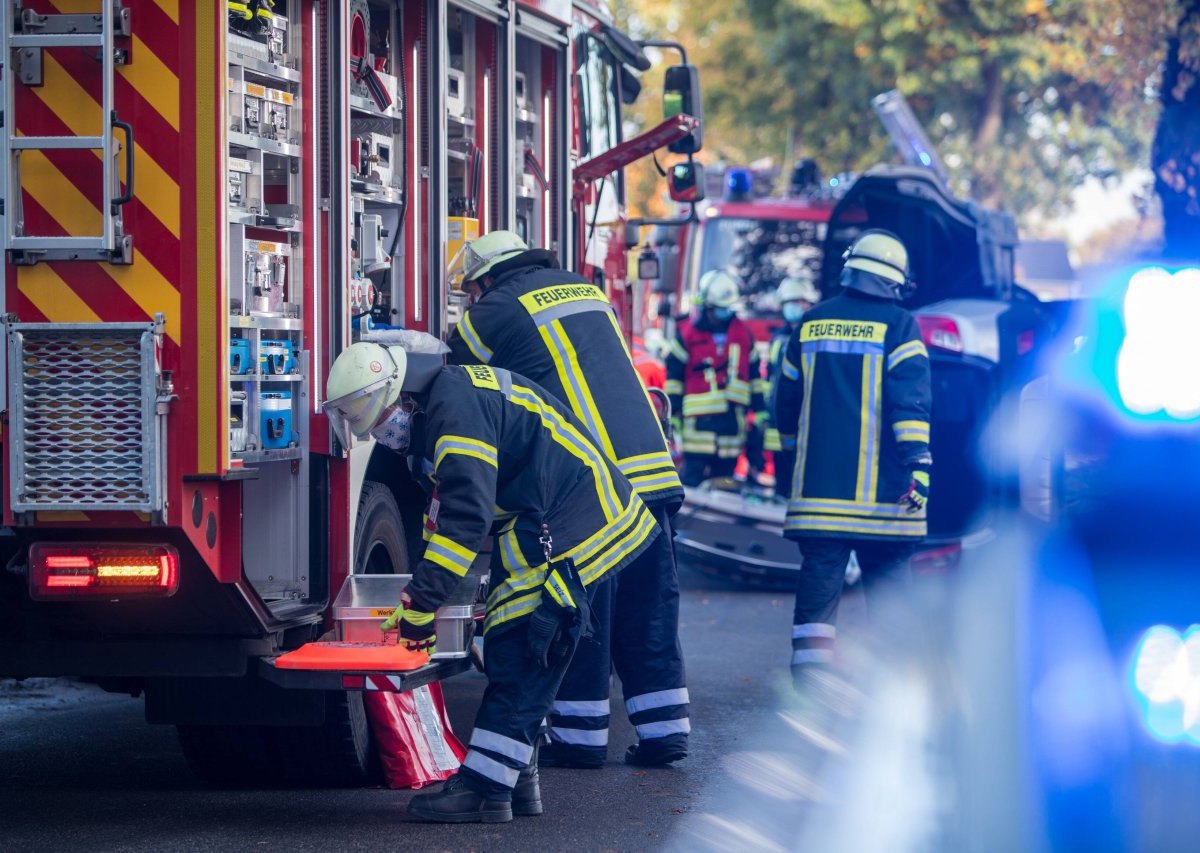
[469,728,534,764]
[463,750,520,788]
[551,699,610,717]
[549,727,609,746]
[792,623,836,640]
[625,688,690,715]
[792,649,835,666]
[635,719,692,740]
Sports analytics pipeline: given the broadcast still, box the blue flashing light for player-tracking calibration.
[1058,264,1200,425]
[829,177,840,187]
[918,152,932,166]
[724,167,753,201]
[1130,624,1200,746]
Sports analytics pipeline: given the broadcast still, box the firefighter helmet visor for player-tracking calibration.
[448,230,528,291]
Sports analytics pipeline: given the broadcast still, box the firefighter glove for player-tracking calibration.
[527,607,563,669]
[899,469,930,514]
[379,589,412,632]
[397,609,437,654]
[670,416,683,441]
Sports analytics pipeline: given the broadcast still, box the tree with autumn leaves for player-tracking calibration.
[1154,0,1200,259]
[619,0,1196,253]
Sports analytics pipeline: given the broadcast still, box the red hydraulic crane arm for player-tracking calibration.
[572,114,700,199]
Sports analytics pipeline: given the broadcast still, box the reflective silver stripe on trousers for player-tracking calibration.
[551,699,609,717]
[793,623,837,640]
[463,750,520,788]
[625,687,690,715]
[469,728,534,764]
[549,727,609,746]
[792,649,835,665]
[635,718,691,739]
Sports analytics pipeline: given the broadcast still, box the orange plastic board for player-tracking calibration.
[274,641,430,671]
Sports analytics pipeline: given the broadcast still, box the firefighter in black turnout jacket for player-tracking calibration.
[760,274,821,498]
[325,341,659,822]
[447,230,691,769]
[771,230,932,688]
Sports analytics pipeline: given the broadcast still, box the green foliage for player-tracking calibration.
[619,0,1178,222]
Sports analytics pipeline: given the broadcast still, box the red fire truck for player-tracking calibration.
[0,0,699,785]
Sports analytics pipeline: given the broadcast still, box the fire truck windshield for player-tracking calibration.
[698,217,824,315]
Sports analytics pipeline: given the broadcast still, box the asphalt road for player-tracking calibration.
[0,564,827,853]
[15,526,1197,852]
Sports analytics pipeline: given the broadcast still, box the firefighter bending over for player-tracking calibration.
[446,230,690,769]
[771,230,932,689]
[324,340,660,823]
[665,270,761,487]
[760,274,821,498]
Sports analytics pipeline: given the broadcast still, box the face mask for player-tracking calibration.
[370,406,413,454]
[711,307,734,322]
[782,303,806,324]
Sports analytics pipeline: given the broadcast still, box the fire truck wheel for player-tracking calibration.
[353,481,411,576]
[176,724,282,788]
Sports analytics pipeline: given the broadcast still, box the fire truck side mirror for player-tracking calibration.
[663,64,703,155]
[601,24,652,72]
[668,161,705,204]
[652,247,679,295]
[618,65,642,106]
[637,248,661,282]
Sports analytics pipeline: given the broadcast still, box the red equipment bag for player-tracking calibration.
[365,682,467,789]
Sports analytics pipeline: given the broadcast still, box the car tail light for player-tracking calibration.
[916,315,965,353]
[29,544,180,600]
[912,542,962,576]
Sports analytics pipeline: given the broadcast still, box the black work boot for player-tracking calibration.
[624,736,688,767]
[538,739,605,769]
[512,761,543,817]
[407,773,512,824]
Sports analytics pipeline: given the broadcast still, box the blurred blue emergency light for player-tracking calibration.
[1065,265,1200,424]
[1116,267,1200,420]
[1131,624,1200,746]
[724,167,753,201]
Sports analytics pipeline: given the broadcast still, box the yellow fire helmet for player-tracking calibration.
[777,273,821,305]
[697,270,741,308]
[447,229,528,291]
[323,340,442,445]
[842,229,909,286]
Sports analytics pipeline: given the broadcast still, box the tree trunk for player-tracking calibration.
[1153,0,1200,261]
[972,59,1004,206]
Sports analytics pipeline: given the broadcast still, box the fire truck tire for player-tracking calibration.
[176,724,283,788]
[353,481,411,577]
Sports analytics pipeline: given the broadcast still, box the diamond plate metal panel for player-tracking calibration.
[7,322,163,513]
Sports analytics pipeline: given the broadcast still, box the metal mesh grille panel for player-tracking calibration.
[10,326,155,511]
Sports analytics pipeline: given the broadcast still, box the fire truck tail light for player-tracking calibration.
[916,315,965,353]
[30,545,180,599]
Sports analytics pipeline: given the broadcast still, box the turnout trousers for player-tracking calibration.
[547,510,690,764]
[791,537,915,671]
[773,448,797,500]
[458,614,581,799]
[680,455,737,487]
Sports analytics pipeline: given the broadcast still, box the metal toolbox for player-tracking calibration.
[332,574,476,660]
